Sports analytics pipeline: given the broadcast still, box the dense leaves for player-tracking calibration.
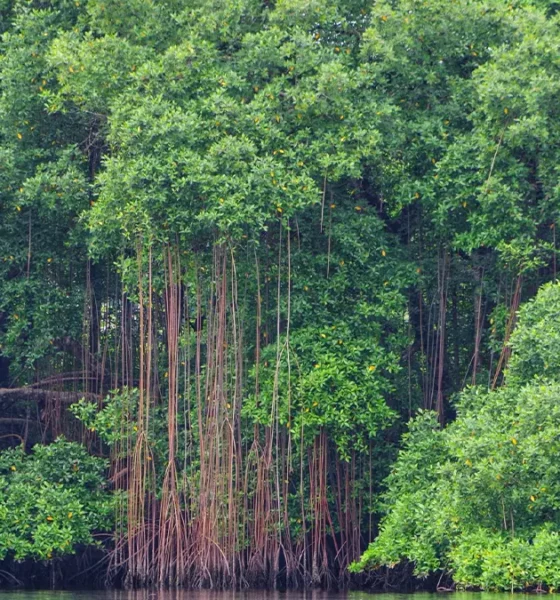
[0,438,113,561]
[353,283,560,590]
[0,0,559,588]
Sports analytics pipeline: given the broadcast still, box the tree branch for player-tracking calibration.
[0,388,100,404]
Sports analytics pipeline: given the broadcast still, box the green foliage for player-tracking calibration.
[2,0,558,394]
[449,527,560,591]
[349,411,448,574]
[71,389,139,447]
[0,438,113,561]
[354,381,560,589]
[244,208,413,458]
[507,282,560,385]
[353,283,560,590]
[1,0,560,586]
[245,324,397,459]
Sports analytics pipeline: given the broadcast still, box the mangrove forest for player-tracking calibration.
[1,0,560,591]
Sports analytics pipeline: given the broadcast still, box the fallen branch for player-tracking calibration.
[0,388,100,404]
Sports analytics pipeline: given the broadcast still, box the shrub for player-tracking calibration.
[0,438,114,561]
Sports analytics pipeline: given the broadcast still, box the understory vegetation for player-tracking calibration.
[0,0,559,590]
[0,438,113,562]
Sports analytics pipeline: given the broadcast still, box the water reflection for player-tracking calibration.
[0,591,353,600]
[0,591,556,600]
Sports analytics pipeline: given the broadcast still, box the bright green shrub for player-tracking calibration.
[352,382,560,590]
[508,282,560,385]
[352,282,560,590]
[0,438,114,561]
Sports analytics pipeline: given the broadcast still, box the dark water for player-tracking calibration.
[0,592,551,600]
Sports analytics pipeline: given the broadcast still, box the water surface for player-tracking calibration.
[0,592,552,600]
